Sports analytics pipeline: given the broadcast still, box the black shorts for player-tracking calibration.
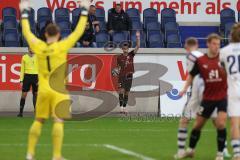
[118,75,133,92]
[22,74,38,93]
[197,99,227,118]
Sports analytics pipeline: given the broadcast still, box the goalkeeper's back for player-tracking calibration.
[21,8,88,92]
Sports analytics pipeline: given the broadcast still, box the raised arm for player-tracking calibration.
[133,31,140,54]
[59,0,90,50]
[20,0,45,51]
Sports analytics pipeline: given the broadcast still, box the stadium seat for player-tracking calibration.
[2,7,17,18]
[3,17,18,31]
[57,21,71,31]
[146,22,161,31]
[143,8,158,29]
[112,31,129,43]
[28,8,35,24]
[96,8,105,22]
[224,22,235,43]
[0,32,3,47]
[161,8,176,30]
[220,8,235,32]
[3,29,20,47]
[167,34,181,44]
[22,36,28,47]
[55,8,70,23]
[164,22,179,42]
[96,31,109,47]
[147,30,162,42]
[99,21,107,31]
[37,7,52,23]
[130,31,146,48]
[61,29,71,39]
[126,8,140,22]
[167,42,182,48]
[72,8,81,29]
[131,21,143,30]
[148,33,164,48]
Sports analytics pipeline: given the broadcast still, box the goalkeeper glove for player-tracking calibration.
[19,0,30,18]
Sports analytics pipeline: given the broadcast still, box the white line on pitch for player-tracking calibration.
[102,144,156,160]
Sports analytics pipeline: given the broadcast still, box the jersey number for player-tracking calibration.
[227,55,240,75]
[209,69,219,79]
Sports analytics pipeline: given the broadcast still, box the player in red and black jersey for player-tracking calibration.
[116,31,140,114]
[179,34,227,160]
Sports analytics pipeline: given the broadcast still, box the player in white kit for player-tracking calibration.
[220,23,240,160]
[174,38,230,159]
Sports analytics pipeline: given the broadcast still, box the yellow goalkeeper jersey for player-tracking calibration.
[20,54,38,82]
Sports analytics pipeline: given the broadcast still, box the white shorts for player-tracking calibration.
[182,75,217,119]
[228,97,240,117]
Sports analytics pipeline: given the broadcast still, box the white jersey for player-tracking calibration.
[220,43,240,98]
[186,50,204,73]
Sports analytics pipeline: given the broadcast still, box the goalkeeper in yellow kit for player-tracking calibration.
[19,0,90,159]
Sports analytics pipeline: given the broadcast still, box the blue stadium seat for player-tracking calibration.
[96,8,105,22]
[167,34,181,43]
[130,31,146,48]
[37,7,52,23]
[164,22,179,42]
[72,8,81,29]
[131,21,143,30]
[22,36,28,47]
[146,22,160,30]
[148,33,164,48]
[55,8,70,23]
[126,8,140,22]
[61,29,71,39]
[224,22,235,42]
[57,21,71,31]
[147,30,162,42]
[0,32,3,47]
[161,8,176,30]
[220,8,235,32]
[96,31,109,47]
[112,31,129,43]
[28,8,35,24]
[143,8,158,29]
[99,21,107,31]
[3,17,18,30]
[3,29,20,47]
[2,7,17,18]
[167,42,182,48]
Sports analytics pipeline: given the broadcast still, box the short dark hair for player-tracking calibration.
[185,37,198,47]
[207,33,221,43]
[120,41,132,49]
[45,23,60,37]
[90,5,95,8]
[231,23,240,43]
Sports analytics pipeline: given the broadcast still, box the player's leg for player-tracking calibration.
[26,92,50,159]
[52,118,64,160]
[26,118,45,160]
[211,113,231,158]
[230,117,240,160]
[118,76,124,112]
[122,75,133,112]
[175,75,203,159]
[51,93,71,160]
[214,99,227,160]
[18,76,31,117]
[229,98,240,160]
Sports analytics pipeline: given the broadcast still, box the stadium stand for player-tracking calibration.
[0,6,238,48]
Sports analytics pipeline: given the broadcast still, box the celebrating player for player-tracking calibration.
[18,48,38,117]
[179,34,227,160]
[220,23,240,160]
[174,38,230,159]
[20,0,90,159]
[117,31,140,114]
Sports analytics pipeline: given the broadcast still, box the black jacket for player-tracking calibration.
[108,9,132,31]
[79,27,95,44]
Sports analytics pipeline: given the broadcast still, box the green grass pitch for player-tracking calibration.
[0,116,231,160]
